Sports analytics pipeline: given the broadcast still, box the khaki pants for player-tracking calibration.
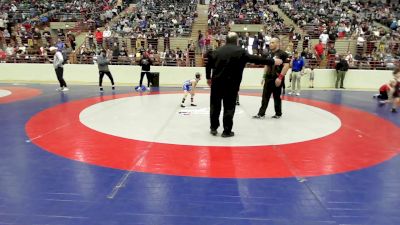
[336,70,346,88]
[291,71,302,93]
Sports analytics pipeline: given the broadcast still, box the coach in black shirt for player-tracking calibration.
[253,37,290,119]
[139,54,153,88]
[206,32,282,138]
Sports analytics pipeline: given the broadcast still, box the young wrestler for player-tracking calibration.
[373,79,396,104]
[181,72,201,107]
[391,68,400,112]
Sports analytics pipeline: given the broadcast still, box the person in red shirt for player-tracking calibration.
[95,28,103,48]
[205,32,211,51]
[314,40,325,66]
[0,49,7,61]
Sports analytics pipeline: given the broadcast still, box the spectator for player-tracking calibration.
[327,44,337,69]
[335,55,349,89]
[188,44,195,67]
[314,40,325,66]
[103,27,112,49]
[95,28,103,49]
[5,44,14,56]
[67,31,76,51]
[319,30,329,45]
[86,30,95,49]
[288,51,305,96]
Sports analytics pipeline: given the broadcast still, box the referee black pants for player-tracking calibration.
[210,80,238,133]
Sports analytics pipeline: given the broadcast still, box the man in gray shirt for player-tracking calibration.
[97,49,115,92]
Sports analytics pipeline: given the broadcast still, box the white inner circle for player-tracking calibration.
[79,93,341,147]
[0,89,12,98]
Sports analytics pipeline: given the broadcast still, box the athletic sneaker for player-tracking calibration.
[288,92,293,95]
[271,115,281,119]
[99,87,104,92]
[252,115,265,119]
[391,108,397,113]
[61,87,69,91]
[56,87,62,91]
[112,86,115,91]
[190,103,197,106]
[180,104,185,108]
[296,93,300,96]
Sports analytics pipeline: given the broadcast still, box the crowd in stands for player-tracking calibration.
[1,0,400,70]
[208,0,290,36]
[278,0,400,69]
[76,31,198,67]
[280,0,372,40]
[0,0,130,63]
[45,0,127,25]
[0,0,126,32]
[111,0,197,38]
[74,0,199,66]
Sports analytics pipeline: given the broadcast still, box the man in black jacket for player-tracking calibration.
[335,56,349,89]
[205,32,282,138]
[138,53,153,91]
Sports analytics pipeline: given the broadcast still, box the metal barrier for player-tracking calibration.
[1,54,398,70]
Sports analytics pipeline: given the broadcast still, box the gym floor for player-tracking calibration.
[0,84,399,225]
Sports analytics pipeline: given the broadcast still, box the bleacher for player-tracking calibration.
[1,0,400,70]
